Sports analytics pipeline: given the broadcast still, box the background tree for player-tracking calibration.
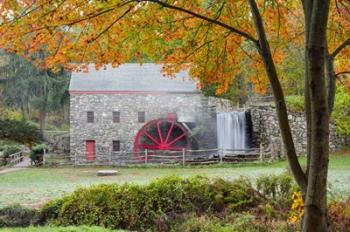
[0,51,70,133]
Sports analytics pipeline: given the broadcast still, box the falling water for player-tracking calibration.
[217,112,247,152]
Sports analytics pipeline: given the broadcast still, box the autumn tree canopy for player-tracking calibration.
[0,1,348,94]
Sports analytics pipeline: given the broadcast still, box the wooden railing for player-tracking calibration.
[70,145,274,166]
[8,150,24,166]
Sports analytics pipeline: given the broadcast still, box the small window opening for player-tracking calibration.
[138,112,145,123]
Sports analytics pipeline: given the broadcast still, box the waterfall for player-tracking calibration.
[217,112,247,152]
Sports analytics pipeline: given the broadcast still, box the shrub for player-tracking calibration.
[285,95,304,112]
[0,144,21,165]
[30,144,48,166]
[37,198,67,225]
[0,205,38,227]
[0,119,40,145]
[329,196,350,231]
[39,176,261,231]
[333,85,350,136]
[256,174,297,204]
[177,212,295,232]
[210,177,258,212]
[3,144,21,157]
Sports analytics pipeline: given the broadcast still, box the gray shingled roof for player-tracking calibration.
[69,63,199,93]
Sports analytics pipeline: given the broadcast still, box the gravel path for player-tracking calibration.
[0,157,31,175]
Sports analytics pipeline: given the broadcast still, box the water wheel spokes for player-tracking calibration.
[134,119,189,160]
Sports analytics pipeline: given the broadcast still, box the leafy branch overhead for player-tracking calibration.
[0,1,348,95]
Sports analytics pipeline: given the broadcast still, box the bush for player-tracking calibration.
[39,176,261,231]
[0,205,38,227]
[0,119,40,145]
[180,213,260,232]
[3,145,21,157]
[37,198,67,225]
[177,212,296,232]
[256,174,297,203]
[210,177,258,212]
[30,144,48,166]
[0,144,21,165]
[285,95,304,112]
[329,196,350,231]
[333,85,350,136]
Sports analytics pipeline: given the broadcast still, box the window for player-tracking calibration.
[87,111,94,123]
[112,140,120,152]
[138,112,145,123]
[113,111,120,123]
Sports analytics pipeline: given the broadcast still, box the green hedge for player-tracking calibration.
[0,174,298,231]
[0,119,40,144]
[0,205,38,228]
[39,176,261,231]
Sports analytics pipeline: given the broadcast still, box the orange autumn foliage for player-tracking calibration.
[0,0,348,95]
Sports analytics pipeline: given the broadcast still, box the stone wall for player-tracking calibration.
[70,93,216,164]
[208,97,238,112]
[249,104,350,154]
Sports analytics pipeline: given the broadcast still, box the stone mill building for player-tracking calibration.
[69,63,217,164]
[69,63,350,165]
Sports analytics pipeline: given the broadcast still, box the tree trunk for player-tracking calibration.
[302,1,330,231]
[39,75,49,136]
[302,0,312,179]
[248,0,307,192]
[39,107,46,135]
[325,52,336,113]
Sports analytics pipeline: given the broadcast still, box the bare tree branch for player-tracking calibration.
[138,0,259,46]
[331,37,350,58]
[335,71,350,76]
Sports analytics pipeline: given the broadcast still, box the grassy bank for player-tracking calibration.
[0,152,349,208]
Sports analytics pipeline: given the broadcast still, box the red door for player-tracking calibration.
[86,140,96,161]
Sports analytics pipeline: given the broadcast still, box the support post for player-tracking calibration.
[219,149,223,164]
[182,148,185,166]
[259,143,264,162]
[43,148,46,165]
[145,149,148,165]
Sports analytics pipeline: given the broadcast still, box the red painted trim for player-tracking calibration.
[69,90,199,95]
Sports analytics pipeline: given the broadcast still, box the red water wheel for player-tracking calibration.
[133,119,190,160]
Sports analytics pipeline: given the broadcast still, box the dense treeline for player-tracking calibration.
[0,50,70,134]
[0,119,40,144]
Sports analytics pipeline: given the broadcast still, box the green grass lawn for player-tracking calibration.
[0,152,349,208]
